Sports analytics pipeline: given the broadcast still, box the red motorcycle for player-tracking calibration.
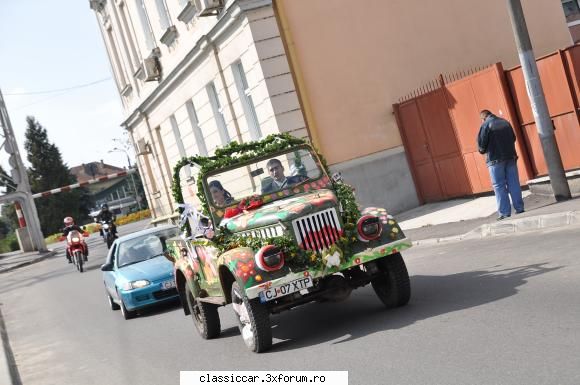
[65,230,89,273]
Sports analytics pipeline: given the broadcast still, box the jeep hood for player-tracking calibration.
[222,189,338,232]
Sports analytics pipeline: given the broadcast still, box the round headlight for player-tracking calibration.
[255,245,285,272]
[357,215,382,241]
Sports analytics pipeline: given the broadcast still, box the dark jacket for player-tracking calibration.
[477,114,517,165]
[62,225,83,237]
[96,210,115,223]
[261,175,306,194]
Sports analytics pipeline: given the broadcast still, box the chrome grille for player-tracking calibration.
[238,225,284,239]
[291,208,342,253]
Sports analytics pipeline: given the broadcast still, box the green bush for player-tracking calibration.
[0,233,20,253]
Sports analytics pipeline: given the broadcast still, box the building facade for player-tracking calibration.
[273,0,572,213]
[92,0,572,221]
[563,0,580,42]
[90,0,307,223]
[70,161,143,216]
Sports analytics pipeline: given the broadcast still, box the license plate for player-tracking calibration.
[161,280,176,290]
[259,276,313,303]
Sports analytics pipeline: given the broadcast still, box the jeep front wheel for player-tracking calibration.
[185,284,221,339]
[231,282,272,353]
[371,252,411,308]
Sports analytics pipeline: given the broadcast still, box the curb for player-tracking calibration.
[0,250,58,274]
[411,210,580,246]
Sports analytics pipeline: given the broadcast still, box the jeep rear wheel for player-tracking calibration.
[371,253,411,308]
[185,284,220,339]
[231,282,272,353]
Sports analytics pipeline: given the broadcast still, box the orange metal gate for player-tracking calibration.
[506,46,580,175]
[395,45,580,203]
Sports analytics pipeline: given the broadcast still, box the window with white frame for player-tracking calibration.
[154,0,172,30]
[563,0,580,17]
[206,82,231,145]
[185,100,208,156]
[134,0,156,51]
[169,114,191,178]
[232,60,261,141]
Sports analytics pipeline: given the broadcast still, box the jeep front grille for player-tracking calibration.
[238,225,284,239]
[291,208,343,253]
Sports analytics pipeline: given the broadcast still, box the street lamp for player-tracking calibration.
[108,147,143,211]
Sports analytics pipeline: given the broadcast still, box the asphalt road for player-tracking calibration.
[1,222,579,385]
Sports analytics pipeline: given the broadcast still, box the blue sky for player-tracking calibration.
[0,0,129,171]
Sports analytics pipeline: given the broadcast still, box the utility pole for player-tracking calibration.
[505,0,571,201]
[0,89,47,252]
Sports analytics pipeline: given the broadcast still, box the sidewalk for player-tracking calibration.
[398,192,580,245]
[0,249,58,274]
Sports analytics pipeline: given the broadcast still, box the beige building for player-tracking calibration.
[92,0,572,222]
[90,0,307,223]
[274,0,572,212]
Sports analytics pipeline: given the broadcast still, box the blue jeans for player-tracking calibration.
[488,159,524,217]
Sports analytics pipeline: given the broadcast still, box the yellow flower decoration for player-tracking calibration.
[255,275,263,282]
[309,254,317,262]
[388,220,395,225]
[392,228,399,233]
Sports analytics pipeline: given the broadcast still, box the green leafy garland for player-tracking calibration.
[172,133,361,268]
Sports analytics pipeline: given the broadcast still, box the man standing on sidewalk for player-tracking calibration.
[477,110,525,220]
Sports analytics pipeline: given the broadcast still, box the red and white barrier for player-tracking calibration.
[32,169,137,199]
[14,201,27,228]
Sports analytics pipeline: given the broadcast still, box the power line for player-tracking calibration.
[3,77,112,96]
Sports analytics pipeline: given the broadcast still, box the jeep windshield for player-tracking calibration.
[206,147,324,208]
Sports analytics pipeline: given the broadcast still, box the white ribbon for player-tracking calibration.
[178,203,210,238]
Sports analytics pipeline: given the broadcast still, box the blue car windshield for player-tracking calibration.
[117,228,178,268]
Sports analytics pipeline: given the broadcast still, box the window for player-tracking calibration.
[206,82,230,145]
[154,0,172,30]
[134,0,156,51]
[185,100,208,156]
[232,60,261,140]
[169,114,190,178]
[563,0,580,17]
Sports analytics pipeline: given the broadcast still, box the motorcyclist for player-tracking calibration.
[62,217,88,263]
[95,203,117,240]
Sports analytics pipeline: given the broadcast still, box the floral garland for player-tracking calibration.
[171,133,361,269]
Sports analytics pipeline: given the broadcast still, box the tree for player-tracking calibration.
[24,116,89,234]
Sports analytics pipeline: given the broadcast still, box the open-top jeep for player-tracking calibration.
[165,134,412,352]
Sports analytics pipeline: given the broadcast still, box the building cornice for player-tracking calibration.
[121,0,272,129]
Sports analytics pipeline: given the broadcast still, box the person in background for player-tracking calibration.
[95,203,118,238]
[477,109,525,220]
[62,216,88,263]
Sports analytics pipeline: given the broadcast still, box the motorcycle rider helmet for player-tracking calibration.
[63,217,74,227]
[101,203,109,211]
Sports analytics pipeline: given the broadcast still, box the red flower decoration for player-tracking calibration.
[224,207,242,218]
[238,195,264,211]
[235,260,256,282]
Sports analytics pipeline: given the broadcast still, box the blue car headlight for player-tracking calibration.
[122,280,151,290]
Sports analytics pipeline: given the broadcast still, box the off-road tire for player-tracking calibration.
[231,282,272,353]
[185,284,220,339]
[371,252,410,308]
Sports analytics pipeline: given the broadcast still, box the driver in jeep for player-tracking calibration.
[261,158,307,194]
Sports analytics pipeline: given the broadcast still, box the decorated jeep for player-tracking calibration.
[165,134,412,352]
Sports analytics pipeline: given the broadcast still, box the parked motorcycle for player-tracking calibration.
[100,220,117,249]
[66,230,89,273]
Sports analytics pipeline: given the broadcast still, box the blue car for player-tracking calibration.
[101,225,180,320]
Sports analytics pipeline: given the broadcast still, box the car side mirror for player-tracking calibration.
[163,251,176,263]
[100,263,114,272]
